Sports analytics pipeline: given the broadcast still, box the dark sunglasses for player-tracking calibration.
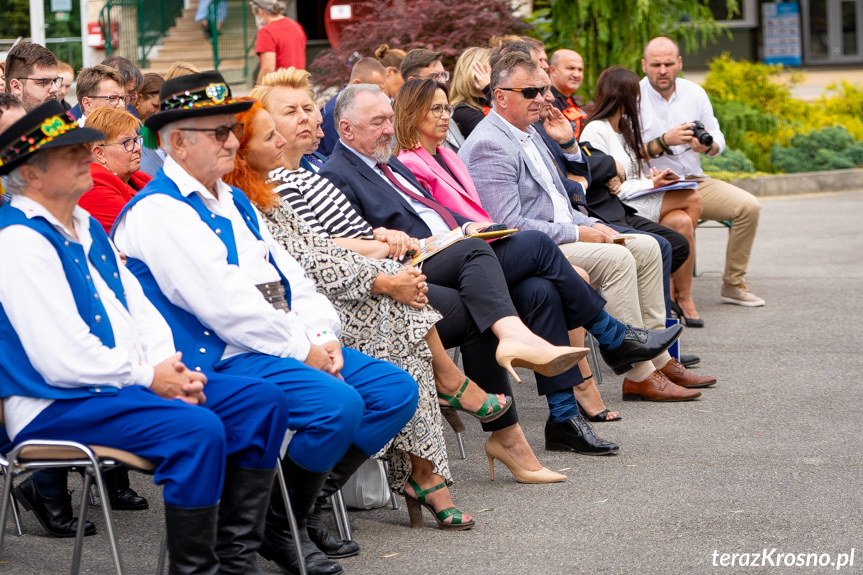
[497,86,549,99]
[178,122,244,142]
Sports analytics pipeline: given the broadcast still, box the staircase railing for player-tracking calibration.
[100,0,185,69]
[207,0,257,82]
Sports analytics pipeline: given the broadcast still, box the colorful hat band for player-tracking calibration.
[0,112,78,167]
[160,82,235,112]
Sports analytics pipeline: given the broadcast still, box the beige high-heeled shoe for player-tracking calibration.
[484,436,567,484]
[495,341,589,383]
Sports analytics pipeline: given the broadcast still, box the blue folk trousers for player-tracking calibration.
[15,373,288,508]
[215,348,419,473]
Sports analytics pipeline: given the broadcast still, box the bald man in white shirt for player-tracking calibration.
[639,37,764,307]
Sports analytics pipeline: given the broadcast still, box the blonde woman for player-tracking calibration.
[449,47,491,138]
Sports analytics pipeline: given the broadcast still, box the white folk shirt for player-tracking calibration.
[494,111,575,226]
[343,144,452,236]
[638,77,727,178]
[113,156,340,364]
[0,196,176,440]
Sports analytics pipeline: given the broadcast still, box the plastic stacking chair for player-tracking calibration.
[0,439,158,575]
[694,220,733,277]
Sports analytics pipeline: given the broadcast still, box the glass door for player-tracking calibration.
[806,0,863,62]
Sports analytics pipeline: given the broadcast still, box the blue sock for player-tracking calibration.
[546,390,581,423]
[33,468,69,499]
[584,310,626,349]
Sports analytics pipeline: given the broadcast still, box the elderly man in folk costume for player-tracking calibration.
[0,100,291,574]
[112,71,419,575]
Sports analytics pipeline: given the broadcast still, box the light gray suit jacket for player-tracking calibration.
[458,110,596,245]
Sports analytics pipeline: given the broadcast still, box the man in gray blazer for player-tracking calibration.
[460,52,708,401]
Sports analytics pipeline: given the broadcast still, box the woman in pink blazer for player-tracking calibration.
[395,78,622,426]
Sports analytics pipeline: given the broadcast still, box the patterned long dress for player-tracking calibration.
[262,197,451,493]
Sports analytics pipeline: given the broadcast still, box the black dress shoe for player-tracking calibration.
[599,324,683,375]
[13,477,96,538]
[259,525,344,575]
[103,467,148,510]
[108,486,149,510]
[681,354,700,368]
[544,415,619,456]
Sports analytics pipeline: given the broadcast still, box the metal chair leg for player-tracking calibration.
[91,466,123,575]
[275,463,307,575]
[70,469,92,575]
[587,334,603,386]
[155,529,167,575]
[381,461,399,510]
[329,490,351,542]
[441,408,467,460]
[9,492,21,537]
[0,467,15,557]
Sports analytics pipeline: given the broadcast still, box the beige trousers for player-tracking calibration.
[696,177,761,286]
[558,234,665,331]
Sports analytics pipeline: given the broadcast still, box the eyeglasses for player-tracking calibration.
[89,94,130,106]
[422,71,450,83]
[101,136,143,152]
[429,104,454,118]
[497,86,549,99]
[178,122,245,142]
[17,77,62,88]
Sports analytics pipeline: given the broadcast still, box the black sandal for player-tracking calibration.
[578,376,622,422]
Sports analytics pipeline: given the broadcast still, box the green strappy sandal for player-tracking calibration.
[438,377,512,423]
[403,478,475,531]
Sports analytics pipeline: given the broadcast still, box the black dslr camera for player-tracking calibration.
[690,120,713,147]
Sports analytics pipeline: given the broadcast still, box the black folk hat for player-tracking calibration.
[142,70,253,147]
[0,100,105,176]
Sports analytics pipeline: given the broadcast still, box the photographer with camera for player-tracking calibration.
[639,37,765,308]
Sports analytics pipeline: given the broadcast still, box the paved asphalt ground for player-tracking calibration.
[1,190,862,574]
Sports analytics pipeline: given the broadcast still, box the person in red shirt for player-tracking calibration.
[252,0,307,83]
[79,107,152,232]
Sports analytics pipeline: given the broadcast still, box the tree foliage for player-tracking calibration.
[309,0,527,91]
[528,0,737,98]
[0,0,31,39]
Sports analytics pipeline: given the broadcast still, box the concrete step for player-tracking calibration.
[161,38,211,50]
[157,46,214,59]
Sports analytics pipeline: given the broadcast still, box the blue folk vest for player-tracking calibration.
[113,170,292,372]
[0,206,127,399]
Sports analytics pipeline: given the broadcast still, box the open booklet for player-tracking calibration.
[411,227,517,266]
[625,179,698,201]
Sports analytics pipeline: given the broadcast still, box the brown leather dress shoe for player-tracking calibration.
[622,371,701,401]
[659,358,717,388]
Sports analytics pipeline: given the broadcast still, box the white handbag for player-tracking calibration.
[340,459,391,510]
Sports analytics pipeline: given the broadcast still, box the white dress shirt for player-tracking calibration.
[0,196,176,440]
[580,119,654,200]
[495,112,574,225]
[639,77,727,178]
[113,156,341,364]
[343,145,452,236]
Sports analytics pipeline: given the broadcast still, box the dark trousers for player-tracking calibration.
[608,222,678,318]
[424,233,606,430]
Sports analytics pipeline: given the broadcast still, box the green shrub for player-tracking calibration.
[702,148,756,173]
[770,126,863,173]
[703,55,863,172]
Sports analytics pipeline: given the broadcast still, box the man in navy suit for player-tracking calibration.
[318,84,691,454]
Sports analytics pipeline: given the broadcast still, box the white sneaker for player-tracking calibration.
[721,283,765,307]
